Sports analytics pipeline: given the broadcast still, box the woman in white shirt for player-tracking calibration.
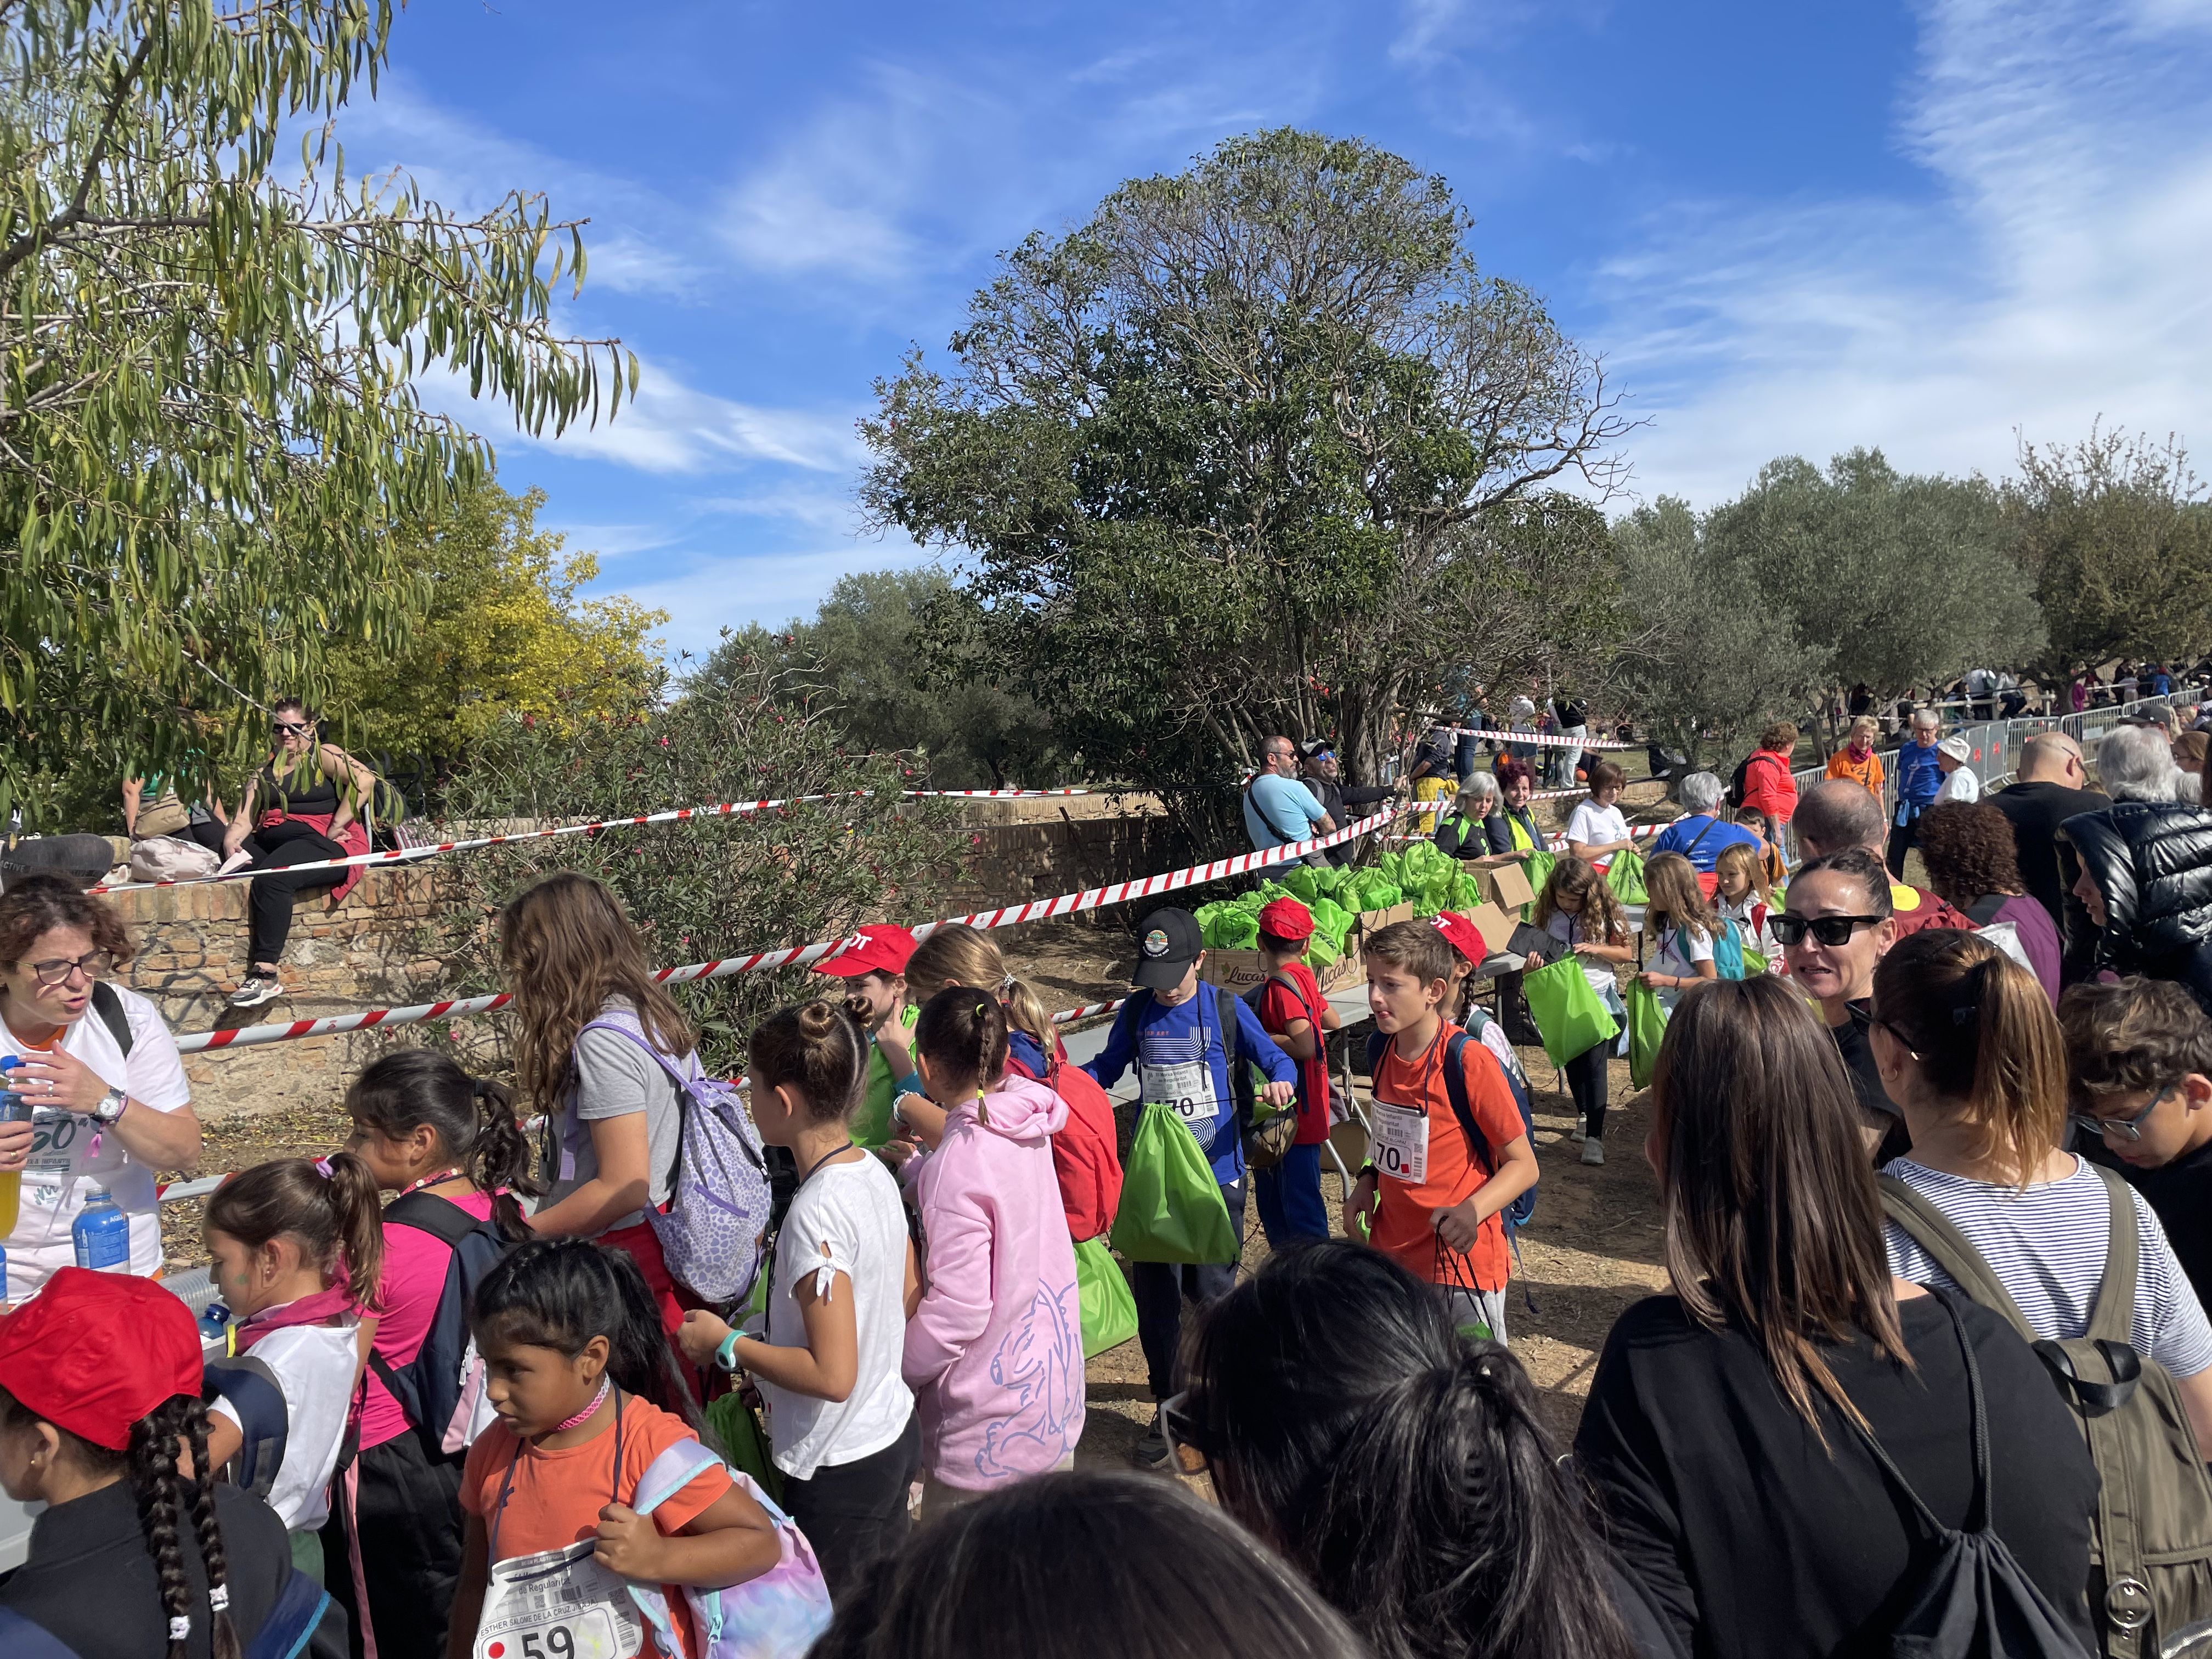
[679,999,919,1596]
[1635,853,1720,1014]
[1932,736,1981,804]
[0,873,202,1299]
[1566,760,1635,865]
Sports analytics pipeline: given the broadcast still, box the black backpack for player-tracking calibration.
[1838,1289,2091,1658]
[201,1353,290,1502]
[1363,1022,1538,1228]
[365,1189,517,1458]
[1726,753,1754,809]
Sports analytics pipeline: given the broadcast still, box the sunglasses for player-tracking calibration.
[2070,1084,2178,1146]
[1158,1391,1211,1476]
[272,720,313,736]
[1771,913,1884,948]
[12,950,114,988]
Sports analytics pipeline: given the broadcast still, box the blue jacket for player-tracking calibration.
[1084,987,1295,1184]
[1894,740,1944,816]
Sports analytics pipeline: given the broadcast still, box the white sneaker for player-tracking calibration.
[1582,1138,1605,1166]
[1571,1120,1587,1142]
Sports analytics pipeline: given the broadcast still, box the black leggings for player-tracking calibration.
[242,819,345,966]
[782,1412,923,1599]
[319,1429,465,1658]
[1566,1041,1609,1142]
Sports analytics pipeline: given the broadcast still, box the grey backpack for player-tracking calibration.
[1882,1170,2212,1659]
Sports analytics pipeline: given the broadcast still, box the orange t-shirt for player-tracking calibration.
[1367,1025,1529,1292]
[1825,747,1885,795]
[461,1392,731,1659]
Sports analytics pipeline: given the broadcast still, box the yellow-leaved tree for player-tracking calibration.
[320,481,667,764]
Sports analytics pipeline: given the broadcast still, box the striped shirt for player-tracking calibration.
[1883,1156,2212,1378]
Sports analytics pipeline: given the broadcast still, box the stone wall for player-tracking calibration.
[108,807,1183,1121]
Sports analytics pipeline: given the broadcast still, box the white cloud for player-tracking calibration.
[1590,0,2212,506]
[606,542,935,657]
[493,358,863,476]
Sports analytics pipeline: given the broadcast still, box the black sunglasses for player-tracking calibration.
[1771,913,1884,948]
[272,720,313,736]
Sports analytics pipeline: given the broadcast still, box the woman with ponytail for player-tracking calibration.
[1873,928,2212,1448]
[325,1051,535,1656]
[202,1153,383,1579]
[1178,1240,1664,1659]
[0,1269,342,1658]
[1575,975,2099,1659]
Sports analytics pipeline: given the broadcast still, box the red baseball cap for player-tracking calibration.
[0,1268,203,1449]
[1257,897,1315,941]
[811,924,918,979]
[1431,911,1486,966]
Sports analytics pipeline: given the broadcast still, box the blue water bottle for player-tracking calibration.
[72,1186,131,1272]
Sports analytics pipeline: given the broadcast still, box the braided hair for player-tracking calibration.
[0,1387,239,1659]
[912,985,1009,1107]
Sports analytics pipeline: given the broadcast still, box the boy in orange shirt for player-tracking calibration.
[1345,919,1539,1341]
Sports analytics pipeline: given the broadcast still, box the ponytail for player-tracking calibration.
[347,1049,537,1241]
[205,1153,386,1311]
[913,985,1008,1101]
[469,1078,535,1240]
[1871,929,2067,1187]
[1000,974,1056,1060]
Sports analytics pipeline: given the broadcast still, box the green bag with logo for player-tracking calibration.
[1073,1235,1139,1357]
[1110,1103,1239,1264]
[1606,845,1649,904]
[1523,955,1621,1070]
[1626,979,1667,1091]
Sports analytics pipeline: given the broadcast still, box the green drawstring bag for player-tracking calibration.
[704,1389,784,1504]
[1073,1235,1139,1358]
[1606,845,1649,904]
[1742,946,1770,977]
[1626,979,1667,1091]
[1110,1103,1239,1264]
[1521,849,1557,919]
[1523,955,1621,1069]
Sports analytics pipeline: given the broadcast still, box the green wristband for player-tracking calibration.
[714,1331,742,1373]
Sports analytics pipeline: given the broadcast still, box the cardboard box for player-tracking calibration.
[1198,938,1363,996]
[1468,857,1536,912]
[1356,901,1416,938]
[1456,900,1519,957]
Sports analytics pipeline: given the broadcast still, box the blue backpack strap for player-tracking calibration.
[246,1570,337,1659]
[1214,985,1254,1132]
[204,1355,289,1500]
[630,1435,727,1519]
[0,1609,81,1659]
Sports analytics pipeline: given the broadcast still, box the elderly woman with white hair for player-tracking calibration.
[2065,723,2212,1015]
[1434,772,1503,859]
[1651,771,1766,873]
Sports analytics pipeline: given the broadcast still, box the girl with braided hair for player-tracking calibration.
[0,1269,341,1657]
[1177,1240,1666,1659]
[900,986,1084,1515]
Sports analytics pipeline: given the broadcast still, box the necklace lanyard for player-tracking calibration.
[393,1168,467,1201]
[488,1386,623,1564]
[795,1139,855,1190]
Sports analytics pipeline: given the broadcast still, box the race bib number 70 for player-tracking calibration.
[1369,1099,1431,1185]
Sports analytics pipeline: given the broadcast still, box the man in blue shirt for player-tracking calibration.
[1650,771,1765,873]
[1085,905,1296,1465]
[1243,734,1335,854]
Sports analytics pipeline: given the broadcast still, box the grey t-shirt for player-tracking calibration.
[546,999,690,1231]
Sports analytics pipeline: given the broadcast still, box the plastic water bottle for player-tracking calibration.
[72,1187,131,1272]
[198,1300,232,1342]
[0,1056,27,1238]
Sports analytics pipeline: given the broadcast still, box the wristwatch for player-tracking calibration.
[90,1087,128,1126]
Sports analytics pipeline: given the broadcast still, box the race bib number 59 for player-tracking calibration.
[477,1607,623,1659]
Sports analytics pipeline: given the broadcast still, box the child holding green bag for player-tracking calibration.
[1525,857,1633,1166]
[1084,906,1297,1469]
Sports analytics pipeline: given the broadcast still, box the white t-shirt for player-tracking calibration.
[211,1321,361,1531]
[4,983,193,1299]
[1934,766,1982,804]
[1649,922,1714,1014]
[760,1152,914,1480]
[1544,910,1621,999]
[1566,800,1631,853]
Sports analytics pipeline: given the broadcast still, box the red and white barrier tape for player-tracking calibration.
[1429,725,1637,751]
[92,787,1097,895]
[170,804,1405,1054]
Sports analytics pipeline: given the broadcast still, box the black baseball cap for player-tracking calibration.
[1128,906,1203,990]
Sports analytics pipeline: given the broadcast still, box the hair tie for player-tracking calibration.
[997,974,1017,993]
[169,1617,193,1642]
[208,1585,229,1613]
[312,1157,334,1179]
[1952,956,1995,1025]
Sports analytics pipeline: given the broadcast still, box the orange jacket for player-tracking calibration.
[1825,746,1886,795]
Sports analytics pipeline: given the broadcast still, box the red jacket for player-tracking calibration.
[1008,1040,1124,1244]
[1739,749,1800,821]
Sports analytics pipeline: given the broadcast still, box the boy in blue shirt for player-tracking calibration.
[1085,905,1296,1466]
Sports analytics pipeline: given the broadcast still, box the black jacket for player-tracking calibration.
[2064,799,2212,1014]
[1302,772,1391,865]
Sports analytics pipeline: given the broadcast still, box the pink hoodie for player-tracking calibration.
[902,1072,1086,1489]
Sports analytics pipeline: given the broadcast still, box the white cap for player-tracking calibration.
[1937,736,1972,763]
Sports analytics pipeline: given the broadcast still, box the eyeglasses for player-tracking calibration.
[2071,1084,2178,1146]
[1771,914,1884,948]
[12,951,114,987]
[1158,1391,1211,1476]
[272,720,312,736]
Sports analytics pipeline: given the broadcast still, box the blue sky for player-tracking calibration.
[349,0,2212,659]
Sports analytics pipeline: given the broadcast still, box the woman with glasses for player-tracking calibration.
[219,698,382,1008]
[1575,976,2099,1659]
[1774,848,1905,1158]
[0,874,202,1298]
[1871,929,2212,1454]
[1173,1240,1672,1659]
